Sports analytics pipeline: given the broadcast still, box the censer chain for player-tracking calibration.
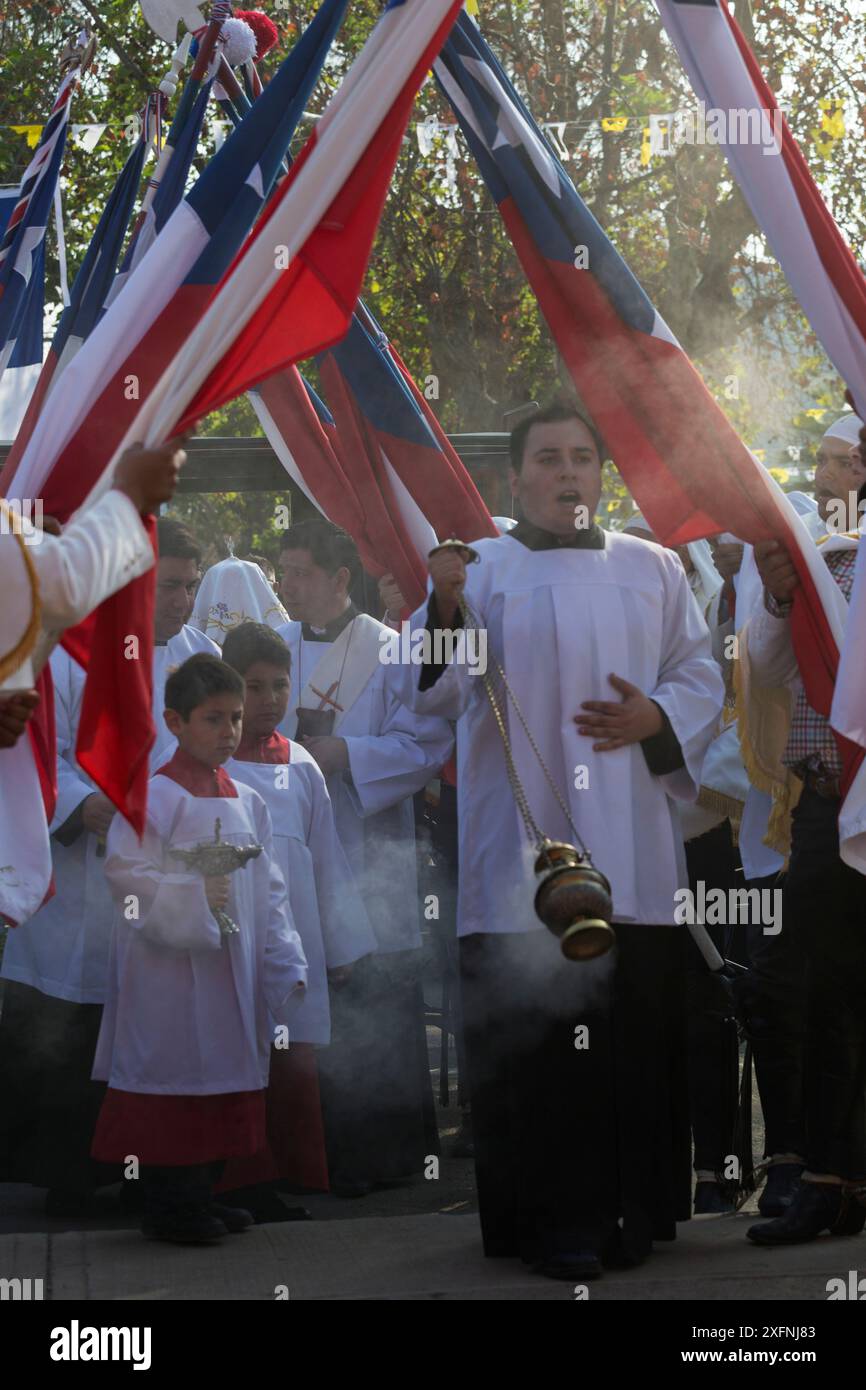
[459,597,589,858]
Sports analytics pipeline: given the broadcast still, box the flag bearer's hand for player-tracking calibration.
[114,435,190,514]
[0,689,39,748]
[754,539,799,603]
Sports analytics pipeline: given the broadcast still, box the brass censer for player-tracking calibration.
[170,817,263,942]
[429,539,615,961]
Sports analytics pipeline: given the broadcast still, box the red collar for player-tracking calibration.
[234,731,290,765]
[155,746,238,797]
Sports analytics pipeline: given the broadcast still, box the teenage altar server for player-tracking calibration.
[91,654,307,1245]
[221,621,375,1200]
[275,519,453,1195]
[390,401,725,1281]
[0,515,218,1212]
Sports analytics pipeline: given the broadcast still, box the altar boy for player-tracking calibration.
[221,622,376,1194]
[91,654,308,1244]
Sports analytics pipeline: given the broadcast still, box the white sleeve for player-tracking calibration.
[342,672,454,818]
[32,490,153,642]
[650,557,726,803]
[48,649,92,831]
[741,602,799,689]
[254,796,308,1019]
[383,596,480,721]
[103,807,222,953]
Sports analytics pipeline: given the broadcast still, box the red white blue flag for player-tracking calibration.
[3,97,164,476]
[656,0,866,422]
[436,11,859,797]
[315,304,496,605]
[4,0,350,832]
[0,67,77,383]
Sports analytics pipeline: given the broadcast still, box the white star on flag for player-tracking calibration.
[13,225,46,287]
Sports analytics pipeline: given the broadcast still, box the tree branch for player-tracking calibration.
[74,0,151,87]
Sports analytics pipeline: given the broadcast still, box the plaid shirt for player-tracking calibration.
[765,545,858,779]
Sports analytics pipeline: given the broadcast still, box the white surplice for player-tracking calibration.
[0,489,155,925]
[226,740,376,1043]
[276,617,454,953]
[390,531,725,932]
[93,776,307,1095]
[1,626,221,1002]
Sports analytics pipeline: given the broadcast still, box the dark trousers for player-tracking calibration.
[784,788,866,1179]
[460,925,691,1262]
[684,821,741,1172]
[0,981,111,1192]
[739,876,807,1159]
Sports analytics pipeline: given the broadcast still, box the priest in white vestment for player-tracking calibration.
[390,402,724,1279]
[275,519,453,1195]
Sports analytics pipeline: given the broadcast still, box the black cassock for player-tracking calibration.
[460,923,691,1263]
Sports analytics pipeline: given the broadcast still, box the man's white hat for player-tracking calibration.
[191,557,288,648]
[823,413,864,446]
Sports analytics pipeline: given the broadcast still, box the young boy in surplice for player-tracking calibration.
[90,654,308,1244]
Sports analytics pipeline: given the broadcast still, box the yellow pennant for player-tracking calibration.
[601,117,628,132]
[11,125,43,148]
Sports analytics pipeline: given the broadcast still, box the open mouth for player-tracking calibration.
[557,490,581,504]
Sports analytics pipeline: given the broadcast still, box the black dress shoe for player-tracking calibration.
[533,1250,603,1281]
[330,1177,374,1198]
[45,1188,95,1217]
[747,1181,866,1246]
[210,1202,254,1233]
[758,1162,804,1217]
[142,1211,228,1244]
[599,1229,645,1269]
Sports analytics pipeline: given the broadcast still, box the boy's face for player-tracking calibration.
[242,660,291,739]
[164,692,244,767]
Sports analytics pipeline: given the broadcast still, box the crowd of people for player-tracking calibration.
[0,398,864,1284]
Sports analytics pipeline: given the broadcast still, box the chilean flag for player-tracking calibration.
[250,368,371,546]
[0,68,76,382]
[436,11,860,798]
[2,98,163,481]
[317,304,496,606]
[102,79,215,318]
[4,0,349,833]
[655,0,866,423]
[7,0,348,510]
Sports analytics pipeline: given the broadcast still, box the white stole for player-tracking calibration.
[291,613,383,735]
